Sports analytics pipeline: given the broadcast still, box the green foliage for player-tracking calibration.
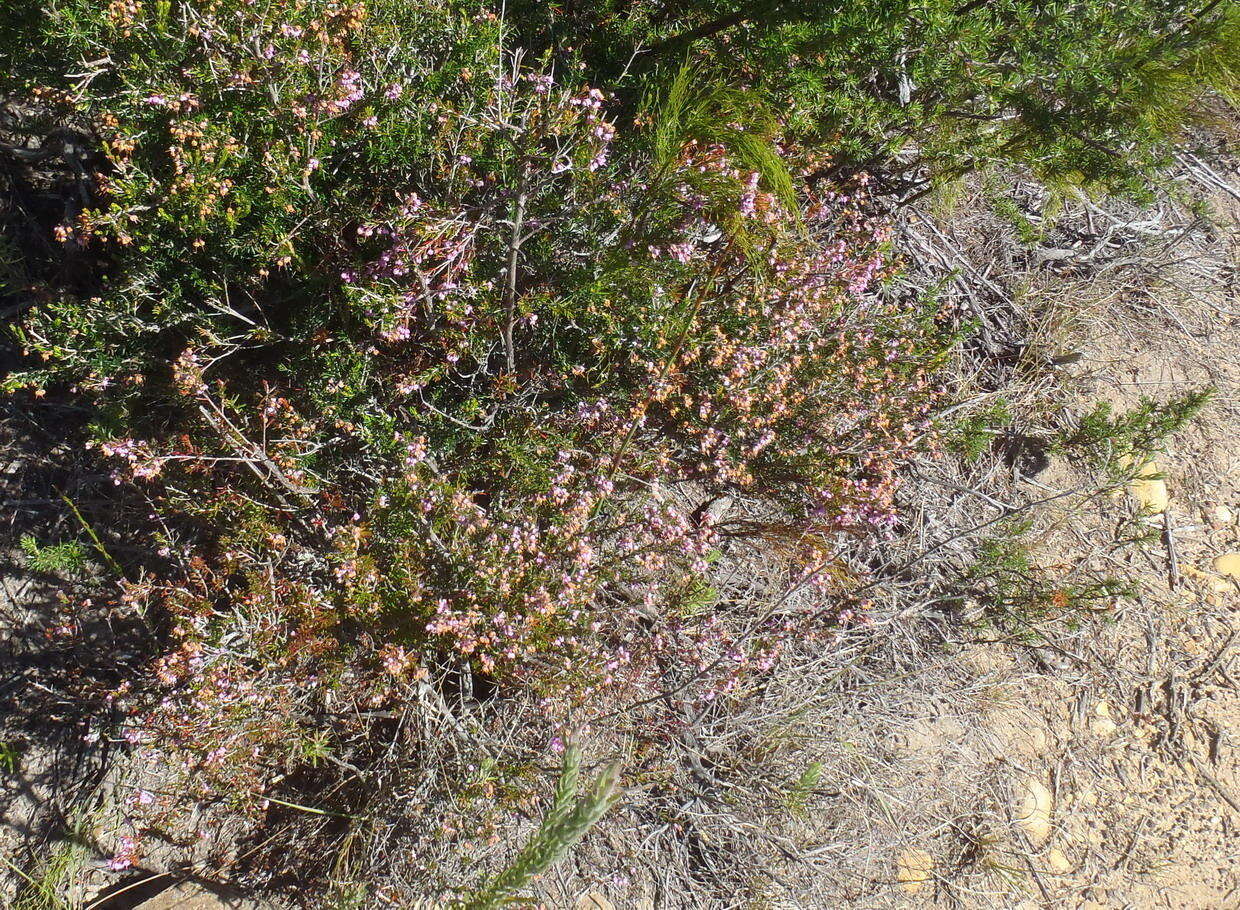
[946,397,1012,462]
[19,534,88,576]
[460,744,621,910]
[6,821,91,910]
[294,729,334,768]
[967,521,1131,634]
[7,0,951,691]
[647,64,797,212]
[1057,389,1213,471]
[987,193,1044,246]
[784,760,824,817]
[0,741,20,774]
[512,0,1240,196]
[959,391,1209,634]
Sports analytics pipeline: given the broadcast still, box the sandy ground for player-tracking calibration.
[868,153,1240,908]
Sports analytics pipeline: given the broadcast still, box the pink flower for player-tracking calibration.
[106,835,140,871]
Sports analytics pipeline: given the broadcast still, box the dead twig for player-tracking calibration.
[1161,509,1180,590]
[1186,755,1240,815]
[502,175,528,373]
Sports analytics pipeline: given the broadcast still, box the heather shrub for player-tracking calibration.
[7,0,498,384]
[0,0,982,895]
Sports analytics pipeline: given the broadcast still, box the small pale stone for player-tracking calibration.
[1213,552,1240,580]
[1090,700,1118,737]
[896,848,934,894]
[1184,564,1233,596]
[1046,848,1073,874]
[1127,460,1168,513]
[575,893,615,910]
[135,885,267,910]
[1015,777,1053,845]
[1208,504,1235,526]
